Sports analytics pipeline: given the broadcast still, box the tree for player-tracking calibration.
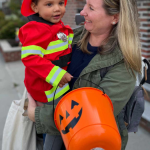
[9,0,21,17]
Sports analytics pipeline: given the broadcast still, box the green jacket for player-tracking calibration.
[35,26,136,150]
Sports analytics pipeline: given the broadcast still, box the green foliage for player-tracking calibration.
[0,20,9,30]
[0,20,26,39]
[9,0,21,17]
[0,11,5,20]
[5,14,18,20]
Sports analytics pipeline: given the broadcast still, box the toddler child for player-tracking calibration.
[19,0,73,149]
[19,0,73,103]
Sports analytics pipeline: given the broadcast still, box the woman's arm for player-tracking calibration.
[27,93,36,122]
[99,62,136,117]
[27,93,60,134]
[27,27,85,134]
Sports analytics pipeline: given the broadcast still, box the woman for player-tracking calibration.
[28,0,141,149]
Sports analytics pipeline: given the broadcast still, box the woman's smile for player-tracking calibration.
[85,20,92,23]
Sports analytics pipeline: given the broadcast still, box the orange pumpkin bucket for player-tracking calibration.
[54,87,121,150]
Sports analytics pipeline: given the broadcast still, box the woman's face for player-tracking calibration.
[80,0,114,35]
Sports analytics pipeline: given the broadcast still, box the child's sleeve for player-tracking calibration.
[19,22,66,87]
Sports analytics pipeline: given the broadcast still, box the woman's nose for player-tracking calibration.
[80,6,87,16]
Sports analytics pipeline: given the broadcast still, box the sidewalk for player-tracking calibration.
[0,51,25,148]
[0,50,150,149]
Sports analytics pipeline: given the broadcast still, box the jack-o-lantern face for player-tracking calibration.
[59,100,82,134]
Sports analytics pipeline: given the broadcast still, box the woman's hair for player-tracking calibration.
[78,0,141,73]
[32,0,39,5]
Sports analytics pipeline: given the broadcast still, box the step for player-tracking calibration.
[0,40,21,62]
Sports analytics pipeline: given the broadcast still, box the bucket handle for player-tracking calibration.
[53,77,105,114]
[77,77,105,93]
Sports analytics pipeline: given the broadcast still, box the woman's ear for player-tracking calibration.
[31,2,38,13]
[111,14,119,25]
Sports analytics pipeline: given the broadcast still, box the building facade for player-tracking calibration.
[62,0,150,60]
[137,0,150,60]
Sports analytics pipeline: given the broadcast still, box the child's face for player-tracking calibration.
[32,0,66,23]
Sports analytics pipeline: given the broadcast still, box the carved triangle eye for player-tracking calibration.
[59,115,63,125]
[71,100,79,110]
[66,111,70,119]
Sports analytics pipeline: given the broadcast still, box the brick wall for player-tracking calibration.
[63,0,150,60]
[76,0,85,13]
[0,46,21,62]
[62,0,86,28]
[137,0,150,60]
[62,0,77,28]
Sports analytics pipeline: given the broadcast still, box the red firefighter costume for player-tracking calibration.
[19,15,74,103]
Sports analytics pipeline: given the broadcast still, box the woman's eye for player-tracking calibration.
[90,6,94,10]
[47,3,52,6]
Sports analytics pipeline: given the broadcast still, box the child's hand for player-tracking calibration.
[58,72,73,88]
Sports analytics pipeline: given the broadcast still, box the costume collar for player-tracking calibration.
[27,13,54,26]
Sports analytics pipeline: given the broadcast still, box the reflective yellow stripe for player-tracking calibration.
[21,33,74,58]
[46,66,66,86]
[69,33,74,38]
[45,44,68,55]
[48,39,64,46]
[68,33,74,44]
[45,83,70,101]
[21,45,45,59]
[68,40,72,44]
[47,34,73,47]
[45,34,74,55]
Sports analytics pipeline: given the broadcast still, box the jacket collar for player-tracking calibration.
[27,13,54,26]
[80,46,124,76]
[72,26,124,76]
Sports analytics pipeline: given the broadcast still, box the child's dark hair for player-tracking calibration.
[32,0,39,5]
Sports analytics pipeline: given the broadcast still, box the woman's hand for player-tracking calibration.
[27,93,43,122]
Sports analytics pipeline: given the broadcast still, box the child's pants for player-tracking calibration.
[44,96,64,150]
[44,135,63,150]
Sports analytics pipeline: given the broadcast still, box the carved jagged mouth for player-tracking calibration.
[61,108,82,134]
